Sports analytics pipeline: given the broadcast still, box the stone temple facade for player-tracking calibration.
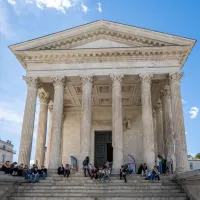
[10,20,195,173]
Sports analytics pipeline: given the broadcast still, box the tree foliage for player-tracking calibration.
[195,153,200,159]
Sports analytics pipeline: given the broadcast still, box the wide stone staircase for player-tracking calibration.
[7,172,189,200]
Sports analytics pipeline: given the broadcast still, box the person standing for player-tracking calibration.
[157,155,162,174]
[83,156,91,177]
[120,165,127,183]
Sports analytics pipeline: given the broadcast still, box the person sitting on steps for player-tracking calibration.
[63,164,70,177]
[57,164,64,176]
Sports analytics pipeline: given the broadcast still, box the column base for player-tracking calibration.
[111,168,120,175]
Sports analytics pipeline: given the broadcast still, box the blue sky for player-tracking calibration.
[0,0,199,163]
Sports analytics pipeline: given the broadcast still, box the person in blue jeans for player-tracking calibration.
[24,165,30,180]
[39,166,47,179]
[29,166,39,183]
[151,166,160,182]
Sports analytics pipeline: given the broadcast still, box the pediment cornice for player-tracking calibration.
[16,45,189,68]
[30,28,174,50]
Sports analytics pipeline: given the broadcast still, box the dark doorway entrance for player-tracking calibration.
[94,131,113,166]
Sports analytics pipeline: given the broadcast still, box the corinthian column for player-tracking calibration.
[45,101,53,168]
[155,99,164,157]
[152,109,157,157]
[139,74,155,169]
[110,74,124,172]
[48,77,65,170]
[169,72,188,173]
[80,76,93,166]
[18,76,38,166]
[160,84,174,166]
[35,89,49,167]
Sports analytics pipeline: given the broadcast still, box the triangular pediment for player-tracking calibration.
[72,39,132,49]
[9,20,195,52]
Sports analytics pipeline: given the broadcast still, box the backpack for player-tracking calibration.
[83,159,87,166]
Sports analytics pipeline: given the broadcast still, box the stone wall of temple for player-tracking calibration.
[61,106,143,167]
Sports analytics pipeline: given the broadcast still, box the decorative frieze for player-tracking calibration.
[19,48,187,67]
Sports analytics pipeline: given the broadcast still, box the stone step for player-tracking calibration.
[7,197,189,200]
[16,188,182,193]
[11,192,187,197]
[21,181,164,186]
[17,185,180,190]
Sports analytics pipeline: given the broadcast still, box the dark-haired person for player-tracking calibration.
[120,166,127,183]
[82,156,91,177]
[57,164,64,176]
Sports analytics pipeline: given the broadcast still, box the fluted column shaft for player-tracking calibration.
[169,72,188,172]
[155,99,164,157]
[45,101,53,168]
[35,90,49,167]
[152,110,157,157]
[161,85,174,164]
[80,76,93,165]
[139,74,155,169]
[111,75,124,172]
[18,76,38,166]
[48,77,65,170]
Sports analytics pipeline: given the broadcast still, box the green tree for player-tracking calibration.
[195,153,200,159]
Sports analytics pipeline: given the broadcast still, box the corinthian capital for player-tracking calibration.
[160,84,170,99]
[110,74,124,83]
[139,73,153,87]
[23,76,39,88]
[155,98,162,110]
[38,89,50,104]
[48,101,53,113]
[80,75,93,85]
[169,72,184,85]
[51,76,66,88]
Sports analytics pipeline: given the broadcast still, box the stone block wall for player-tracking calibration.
[61,106,143,168]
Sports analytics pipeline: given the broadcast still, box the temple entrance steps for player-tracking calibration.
[7,174,189,200]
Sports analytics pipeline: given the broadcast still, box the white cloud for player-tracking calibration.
[185,131,188,135]
[7,0,88,14]
[8,0,16,5]
[98,2,102,13]
[81,1,88,14]
[0,101,23,123]
[35,0,72,13]
[189,107,199,119]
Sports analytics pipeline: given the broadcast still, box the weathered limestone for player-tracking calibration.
[35,89,49,167]
[160,84,174,170]
[45,101,53,168]
[18,76,38,166]
[48,76,66,170]
[139,74,155,169]
[169,72,188,173]
[110,75,124,172]
[155,99,164,157]
[80,76,93,166]
[152,109,157,157]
